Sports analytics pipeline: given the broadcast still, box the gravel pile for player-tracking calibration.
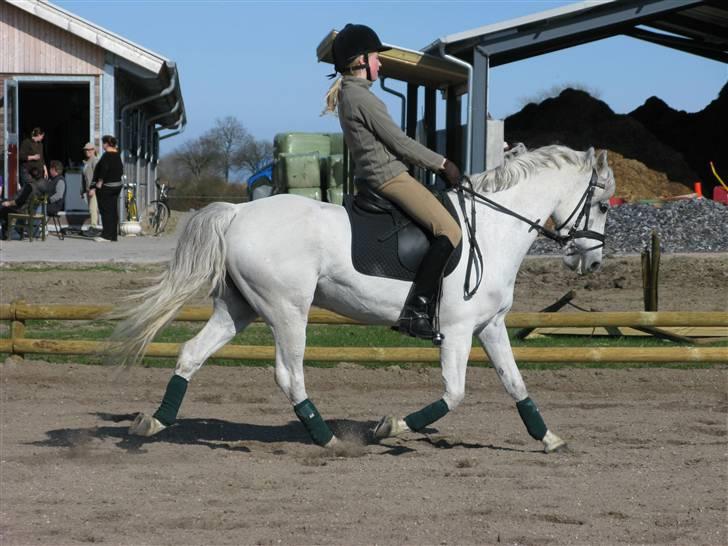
[528,199,728,255]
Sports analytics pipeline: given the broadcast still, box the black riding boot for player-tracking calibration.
[394,235,455,340]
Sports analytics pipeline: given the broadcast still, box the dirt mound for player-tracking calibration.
[630,82,728,198]
[505,88,696,188]
[606,150,690,201]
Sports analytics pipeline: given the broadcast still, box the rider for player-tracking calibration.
[323,23,463,340]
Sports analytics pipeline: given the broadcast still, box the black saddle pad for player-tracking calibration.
[343,188,462,282]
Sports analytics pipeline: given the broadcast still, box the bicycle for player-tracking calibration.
[147,179,172,235]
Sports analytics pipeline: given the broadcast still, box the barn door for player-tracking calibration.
[3,79,19,199]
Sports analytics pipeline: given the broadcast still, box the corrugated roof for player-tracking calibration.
[423,0,727,66]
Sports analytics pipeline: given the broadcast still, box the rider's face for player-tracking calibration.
[367,52,381,80]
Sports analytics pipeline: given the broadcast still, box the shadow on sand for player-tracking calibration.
[28,412,380,454]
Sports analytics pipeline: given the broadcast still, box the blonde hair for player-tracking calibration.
[322,77,344,116]
[321,56,367,116]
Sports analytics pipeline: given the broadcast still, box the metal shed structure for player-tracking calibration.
[318,0,726,174]
[1,0,186,214]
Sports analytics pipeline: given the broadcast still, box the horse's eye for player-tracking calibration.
[598,202,609,214]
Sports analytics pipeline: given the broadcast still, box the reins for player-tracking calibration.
[454,168,606,298]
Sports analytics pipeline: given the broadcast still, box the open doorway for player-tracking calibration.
[19,82,90,169]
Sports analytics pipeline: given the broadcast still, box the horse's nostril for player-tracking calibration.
[589,261,601,272]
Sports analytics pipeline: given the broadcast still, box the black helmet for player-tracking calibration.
[332,24,390,74]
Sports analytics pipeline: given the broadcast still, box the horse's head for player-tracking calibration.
[555,148,615,275]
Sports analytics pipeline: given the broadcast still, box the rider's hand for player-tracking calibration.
[441,159,461,188]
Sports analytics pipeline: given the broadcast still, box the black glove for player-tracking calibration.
[441,159,461,188]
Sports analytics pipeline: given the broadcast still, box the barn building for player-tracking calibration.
[0,0,186,218]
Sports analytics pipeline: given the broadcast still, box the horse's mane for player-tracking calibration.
[469,145,590,193]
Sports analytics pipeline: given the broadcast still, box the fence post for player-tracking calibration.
[10,300,26,360]
[642,230,661,312]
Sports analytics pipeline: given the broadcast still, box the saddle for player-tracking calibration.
[343,183,462,282]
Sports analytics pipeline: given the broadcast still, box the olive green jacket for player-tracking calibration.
[337,77,444,188]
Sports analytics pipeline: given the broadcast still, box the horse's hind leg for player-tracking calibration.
[477,318,566,453]
[267,309,337,448]
[129,287,256,437]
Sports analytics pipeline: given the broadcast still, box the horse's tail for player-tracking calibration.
[107,202,239,368]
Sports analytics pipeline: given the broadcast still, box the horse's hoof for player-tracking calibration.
[542,430,568,453]
[129,413,166,437]
[323,436,339,449]
[373,416,409,440]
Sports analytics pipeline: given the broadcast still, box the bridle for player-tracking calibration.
[455,168,606,298]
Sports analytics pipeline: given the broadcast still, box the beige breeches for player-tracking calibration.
[377,172,461,247]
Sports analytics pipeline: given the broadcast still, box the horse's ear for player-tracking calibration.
[585,147,596,165]
[596,149,608,173]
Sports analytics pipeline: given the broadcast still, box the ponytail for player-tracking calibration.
[321,77,344,116]
[321,56,368,116]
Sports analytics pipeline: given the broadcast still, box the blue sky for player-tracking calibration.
[56,0,727,155]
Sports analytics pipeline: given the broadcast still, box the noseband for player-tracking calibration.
[455,168,605,298]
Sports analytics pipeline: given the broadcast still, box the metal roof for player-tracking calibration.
[7,0,186,129]
[423,0,727,66]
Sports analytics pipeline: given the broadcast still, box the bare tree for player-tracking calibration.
[235,138,274,175]
[171,135,218,182]
[209,116,249,183]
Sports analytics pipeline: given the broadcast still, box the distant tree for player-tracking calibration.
[209,116,249,183]
[235,137,274,175]
[170,135,218,182]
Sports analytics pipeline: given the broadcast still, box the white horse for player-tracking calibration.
[119,144,614,453]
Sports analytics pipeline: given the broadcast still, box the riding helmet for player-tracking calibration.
[332,24,390,74]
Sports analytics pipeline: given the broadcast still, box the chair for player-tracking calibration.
[7,195,48,242]
[47,210,66,240]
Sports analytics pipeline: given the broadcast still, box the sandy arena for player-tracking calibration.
[1,254,726,545]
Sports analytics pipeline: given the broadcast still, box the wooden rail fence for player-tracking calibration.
[1,302,726,363]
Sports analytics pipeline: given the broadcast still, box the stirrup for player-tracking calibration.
[392,296,444,344]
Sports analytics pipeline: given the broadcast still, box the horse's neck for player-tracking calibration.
[470,167,575,270]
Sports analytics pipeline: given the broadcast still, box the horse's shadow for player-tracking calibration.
[27,413,380,454]
[28,413,538,455]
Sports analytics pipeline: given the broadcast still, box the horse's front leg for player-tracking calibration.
[373,329,472,440]
[478,317,567,453]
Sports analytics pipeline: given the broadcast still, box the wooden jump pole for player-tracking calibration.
[10,338,728,363]
[4,302,728,327]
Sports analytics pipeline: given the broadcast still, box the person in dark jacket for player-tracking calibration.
[46,160,66,216]
[323,24,462,341]
[89,135,124,242]
[18,127,47,186]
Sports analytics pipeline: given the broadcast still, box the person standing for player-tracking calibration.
[81,142,100,230]
[89,135,123,242]
[18,127,47,187]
